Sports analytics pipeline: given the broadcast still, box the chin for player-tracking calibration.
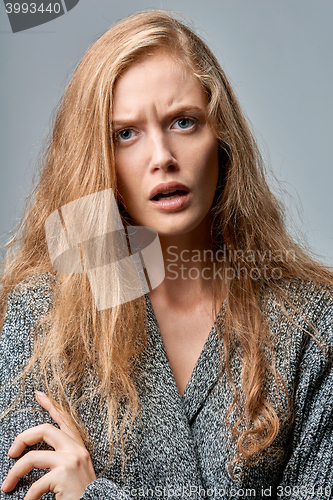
[124,206,209,237]
[157,228,188,237]
[157,219,206,238]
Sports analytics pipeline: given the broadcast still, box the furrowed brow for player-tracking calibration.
[112,105,206,128]
[164,105,206,119]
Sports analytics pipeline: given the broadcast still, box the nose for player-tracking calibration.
[148,130,178,172]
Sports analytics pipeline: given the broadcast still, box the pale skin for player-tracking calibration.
[1,49,224,498]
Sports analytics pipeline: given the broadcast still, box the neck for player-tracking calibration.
[149,216,224,312]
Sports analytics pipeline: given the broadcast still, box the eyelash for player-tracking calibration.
[172,117,196,130]
[114,129,135,142]
[114,117,197,142]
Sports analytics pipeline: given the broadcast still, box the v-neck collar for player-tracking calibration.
[144,295,225,423]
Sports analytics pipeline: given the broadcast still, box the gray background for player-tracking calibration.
[1,0,332,264]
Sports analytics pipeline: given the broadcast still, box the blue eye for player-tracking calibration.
[173,118,195,130]
[115,129,134,141]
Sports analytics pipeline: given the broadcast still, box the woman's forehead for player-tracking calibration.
[112,52,206,119]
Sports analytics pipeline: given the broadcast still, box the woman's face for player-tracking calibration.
[113,50,219,237]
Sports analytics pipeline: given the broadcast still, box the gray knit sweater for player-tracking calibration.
[1,274,333,500]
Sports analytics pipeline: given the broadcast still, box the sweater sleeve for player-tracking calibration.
[0,282,55,499]
[0,281,135,500]
[275,294,333,499]
[81,478,134,499]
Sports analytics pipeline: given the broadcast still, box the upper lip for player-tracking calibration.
[149,182,190,200]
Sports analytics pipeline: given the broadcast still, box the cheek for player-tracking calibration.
[190,139,219,191]
[115,154,140,200]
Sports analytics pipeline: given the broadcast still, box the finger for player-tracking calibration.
[35,392,83,445]
[23,473,53,500]
[23,470,60,500]
[8,423,78,457]
[2,450,64,492]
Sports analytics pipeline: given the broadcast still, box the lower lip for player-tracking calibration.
[150,192,191,211]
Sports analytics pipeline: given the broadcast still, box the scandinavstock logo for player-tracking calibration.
[45,189,165,310]
[4,0,79,33]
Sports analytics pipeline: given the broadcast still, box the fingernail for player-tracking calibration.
[1,479,8,491]
[35,391,47,398]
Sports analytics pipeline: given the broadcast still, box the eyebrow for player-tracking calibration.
[112,105,206,128]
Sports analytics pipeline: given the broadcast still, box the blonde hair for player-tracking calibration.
[1,9,333,478]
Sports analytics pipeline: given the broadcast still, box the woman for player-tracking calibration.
[1,9,333,500]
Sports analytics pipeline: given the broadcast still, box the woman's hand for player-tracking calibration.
[1,392,96,500]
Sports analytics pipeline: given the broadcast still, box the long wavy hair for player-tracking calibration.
[1,9,333,478]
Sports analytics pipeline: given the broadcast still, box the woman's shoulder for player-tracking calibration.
[263,277,333,324]
[262,278,333,363]
[5,271,55,312]
[1,272,55,351]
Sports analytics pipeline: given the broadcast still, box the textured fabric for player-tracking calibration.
[1,273,333,500]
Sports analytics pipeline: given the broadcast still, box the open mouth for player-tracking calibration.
[151,189,188,201]
[149,182,191,211]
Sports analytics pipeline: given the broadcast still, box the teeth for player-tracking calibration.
[152,187,187,201]
[157,192,180,200]
[161,189,177,195]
